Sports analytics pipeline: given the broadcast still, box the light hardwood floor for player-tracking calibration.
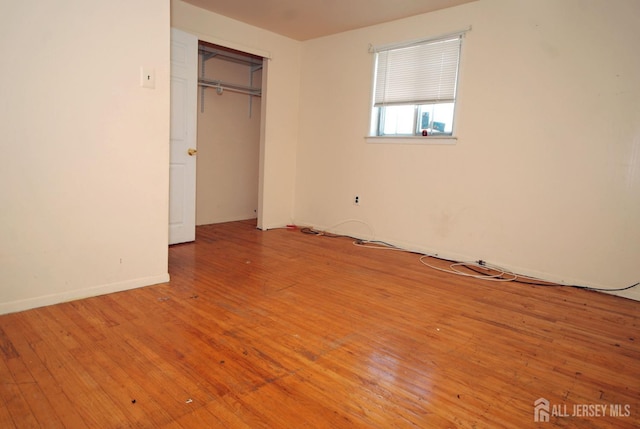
[1,220,638,428]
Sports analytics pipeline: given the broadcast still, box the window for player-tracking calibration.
[370,33,463,138]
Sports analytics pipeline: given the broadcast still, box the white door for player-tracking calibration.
[169,28,198,244]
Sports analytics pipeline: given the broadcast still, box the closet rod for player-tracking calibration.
[198,81,262,97]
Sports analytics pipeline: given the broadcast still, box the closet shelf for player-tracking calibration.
[198,48,263,69]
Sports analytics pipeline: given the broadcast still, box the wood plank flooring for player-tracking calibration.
[1,220,638,428]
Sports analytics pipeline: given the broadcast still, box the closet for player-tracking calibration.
[195,41,263,225]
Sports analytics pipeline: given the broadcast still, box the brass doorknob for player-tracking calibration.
[188,148,197,156]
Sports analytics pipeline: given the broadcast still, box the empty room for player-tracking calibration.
[1,0,639,427]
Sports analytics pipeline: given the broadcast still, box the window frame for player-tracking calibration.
[367,29,467,143]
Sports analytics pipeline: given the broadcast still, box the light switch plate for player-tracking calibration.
[140,67,155,89]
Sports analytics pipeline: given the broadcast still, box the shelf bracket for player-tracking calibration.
[198,46,262,116]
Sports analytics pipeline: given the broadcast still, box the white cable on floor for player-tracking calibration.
[325,219,376,242]
[419,256,517,282]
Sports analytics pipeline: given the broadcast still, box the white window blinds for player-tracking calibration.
[373,35,462,107]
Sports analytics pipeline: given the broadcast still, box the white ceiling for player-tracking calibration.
[183,0,477,41]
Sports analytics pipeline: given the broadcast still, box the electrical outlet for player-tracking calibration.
[354,195,360,206]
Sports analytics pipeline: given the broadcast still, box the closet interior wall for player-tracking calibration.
[196,43,263,226]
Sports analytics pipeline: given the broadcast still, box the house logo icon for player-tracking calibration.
[534,398,550,422]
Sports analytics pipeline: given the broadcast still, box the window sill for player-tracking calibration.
[365,136,457,145]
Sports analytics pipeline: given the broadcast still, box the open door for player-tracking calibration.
[169,28,198,244]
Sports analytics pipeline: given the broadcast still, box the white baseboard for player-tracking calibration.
[0,273,170,315]
[605,287,640,302]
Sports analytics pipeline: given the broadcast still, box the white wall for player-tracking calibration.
[294,0,640,299]
[0,0,171,314]
[196,55,261,225]
[171,0,301,230]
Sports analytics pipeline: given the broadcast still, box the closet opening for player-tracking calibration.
[196,41,264,228]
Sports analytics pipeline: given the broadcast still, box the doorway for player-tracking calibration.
[169,28,265,245]
[195,42,263,227]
